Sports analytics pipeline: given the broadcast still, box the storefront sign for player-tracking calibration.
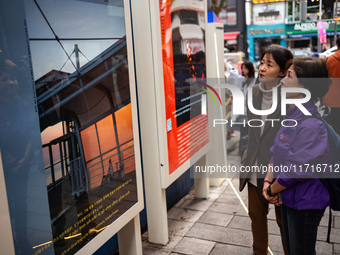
[253,2,285,25]
[159,0,209,175]
[247,24,286,62]
[249,27,284,36]
[253,0,285,3]
[317,21,327,44]
[287,20,340,35]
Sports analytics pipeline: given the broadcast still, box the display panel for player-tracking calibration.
[159,0,209,176]
[0,0,141,254]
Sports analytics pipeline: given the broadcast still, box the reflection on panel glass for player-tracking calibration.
[160,0,208,174]
[171,0,205,127]
[23,0,137,254]
[0,1,54,254]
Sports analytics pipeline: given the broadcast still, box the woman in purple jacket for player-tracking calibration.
[262,57,332,255]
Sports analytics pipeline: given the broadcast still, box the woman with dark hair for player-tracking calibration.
[239,44,293,255]
[238,60,256,157]
[241,60,255,80]
[263,57,332,255]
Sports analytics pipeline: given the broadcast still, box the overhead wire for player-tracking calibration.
[33,0,80,76]
[59,51,75,71]
[78,48,90,62]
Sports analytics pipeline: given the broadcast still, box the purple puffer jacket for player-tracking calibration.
[270,102,331,210]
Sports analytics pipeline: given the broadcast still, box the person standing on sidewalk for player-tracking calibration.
[238,60,256,158]
[324,36,340,136]
[263,57,331,255]
[239,45,293,255]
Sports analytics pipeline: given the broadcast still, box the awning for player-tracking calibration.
[224,32,239,41]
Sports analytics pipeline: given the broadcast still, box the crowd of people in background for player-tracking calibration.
[238,37,340,255]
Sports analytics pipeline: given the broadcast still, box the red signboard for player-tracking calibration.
[159,0,209,175]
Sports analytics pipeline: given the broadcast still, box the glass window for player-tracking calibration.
[322,0,340,20]
[218,0,237,26]
[288,1,293,22]
[307,0,320,21]
[295,0,300,21]
[0,0,138,254]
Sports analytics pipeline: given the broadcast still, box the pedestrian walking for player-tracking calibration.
[238,60,256,157]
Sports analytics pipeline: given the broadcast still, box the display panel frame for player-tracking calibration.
[151,0,210,189]
[75,0,144,253]
[0,0,143,254]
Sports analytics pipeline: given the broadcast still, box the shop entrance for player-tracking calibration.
[254,37,281,60]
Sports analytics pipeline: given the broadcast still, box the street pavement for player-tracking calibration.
[141,132,340,255]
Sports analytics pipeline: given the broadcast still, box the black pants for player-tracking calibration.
[281,204,325,255]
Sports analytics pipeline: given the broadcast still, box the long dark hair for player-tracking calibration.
[242,60,255,78]
[242,60,255,87]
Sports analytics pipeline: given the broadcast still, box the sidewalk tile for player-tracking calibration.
[324,207,340,216]
[198,211,233,227]
[208,192,220,202]
[167,207,204,223]
[208,202,248,217]
[164,235,183,251]
[317,226,340,243]
[334,216,340,229]
[168,219,195,236]
[231,178,240,187]
[174,193,194,208]
[142,235,183,252]
[186,222,252,247]
[268,219,281,236]
[272,252,284,255]
[315,241,333,255]
[331,210,340,217]
[320,214,333,227]
[215,193,244,205]
[223,186,248,200]
[227,215,251,231]
[142,246,171,255]
[268,234,285,253]
[209,243,252,255]
[209,185,227,194]
[334,243,340,253]
[268,208,276,220]
[173,237,215,255]
[179,198,213,212]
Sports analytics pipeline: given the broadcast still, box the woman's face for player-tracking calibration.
[241,65,249,77]
[259,53,284,83]
[0,71,19,98]
[281,65,305,99]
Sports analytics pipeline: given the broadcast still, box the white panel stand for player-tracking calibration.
[0,150,15,255]
[117,215,143,255]
[130,0,169,246]
[194,154,209,199]
[206,23,227,187]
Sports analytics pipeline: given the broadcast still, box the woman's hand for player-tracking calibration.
[262,183,280,206]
